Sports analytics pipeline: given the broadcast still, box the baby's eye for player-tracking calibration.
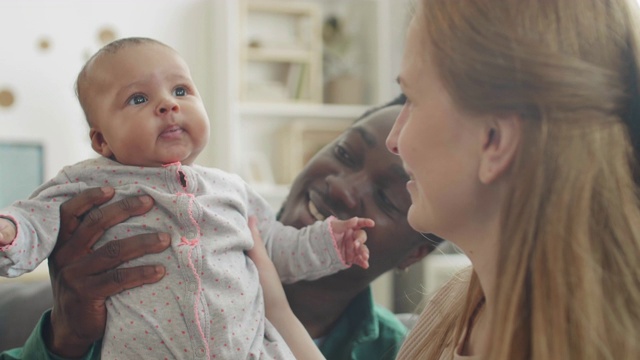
[128,94,147,105]
[173,87,187,97]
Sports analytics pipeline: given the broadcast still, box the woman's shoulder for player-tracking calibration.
[413,266,471,332]
[427,266,472,309]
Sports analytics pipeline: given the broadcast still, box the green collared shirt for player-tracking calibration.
[319,287,407,360]
[0,310,99,360]
[1,287,406,360]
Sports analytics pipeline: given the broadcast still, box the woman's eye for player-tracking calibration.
[173,87,187,97]
[128,94,147,105]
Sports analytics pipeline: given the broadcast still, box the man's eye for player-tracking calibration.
[128,95,147,105]
[334,145,353,164]
[173,87,187,97]
[376,189,398,213]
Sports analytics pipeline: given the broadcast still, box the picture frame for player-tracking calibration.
[276,120,350,184]
[241,151,275,186]
[0,141,44,207]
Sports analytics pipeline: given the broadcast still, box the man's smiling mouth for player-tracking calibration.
[308,200,326,221]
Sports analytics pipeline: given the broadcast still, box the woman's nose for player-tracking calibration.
[386,104,407,154]
[386,129,399,154]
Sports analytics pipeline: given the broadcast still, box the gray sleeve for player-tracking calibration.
[243,183,348,284]
[0,168,85,277]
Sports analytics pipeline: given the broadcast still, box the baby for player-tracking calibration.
[0,37,372,359]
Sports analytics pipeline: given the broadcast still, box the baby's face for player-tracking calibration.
[85,43,209,166]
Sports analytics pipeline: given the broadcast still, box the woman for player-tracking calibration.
[251,0,640,359]
[391,0,640,358]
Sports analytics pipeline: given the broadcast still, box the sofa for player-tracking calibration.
[0,280,53,351]
[0,279,420,353]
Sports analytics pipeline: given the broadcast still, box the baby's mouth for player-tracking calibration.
[160,125,184,138]
[163,125,182,133]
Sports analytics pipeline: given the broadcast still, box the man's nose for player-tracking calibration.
[326,172,368,212]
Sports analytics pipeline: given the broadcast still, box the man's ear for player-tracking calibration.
[90,128,113,158]
[478,115,522,184]
[397,243,432,270]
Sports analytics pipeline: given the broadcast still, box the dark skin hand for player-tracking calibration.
[44,187,171,358]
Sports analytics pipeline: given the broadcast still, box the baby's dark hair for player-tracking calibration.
[75,37,171,125]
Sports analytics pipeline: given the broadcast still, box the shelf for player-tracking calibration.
[251,183,291,210]
[239,102,371,119]
[246,1,320,16]
[246,47,313,63]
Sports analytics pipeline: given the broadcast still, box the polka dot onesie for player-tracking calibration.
[0,157,353,359]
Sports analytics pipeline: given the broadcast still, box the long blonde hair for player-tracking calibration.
[399,0,640,359]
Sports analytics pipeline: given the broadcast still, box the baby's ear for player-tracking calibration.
[90,128,113,158]
[478,114,522,184]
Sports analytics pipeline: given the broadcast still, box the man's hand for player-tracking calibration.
[45,187,171,358]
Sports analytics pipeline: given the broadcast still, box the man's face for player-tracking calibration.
[278,106,429,286]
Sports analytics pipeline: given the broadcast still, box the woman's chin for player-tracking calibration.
[407,205,430,233]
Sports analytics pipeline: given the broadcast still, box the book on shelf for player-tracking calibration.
[286,62,308,101]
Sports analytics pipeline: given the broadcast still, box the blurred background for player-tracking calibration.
[0,0,469,315]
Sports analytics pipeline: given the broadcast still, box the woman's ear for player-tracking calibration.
[90,128,113,158]
[478,115,522,184]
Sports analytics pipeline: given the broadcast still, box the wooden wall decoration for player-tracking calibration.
[0,89,15,109]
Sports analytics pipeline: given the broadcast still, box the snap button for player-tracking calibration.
[196,346,206,357]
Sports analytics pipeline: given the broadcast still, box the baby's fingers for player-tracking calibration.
[354,217,375,230]
[0,219,16,245]
[331,217,375,234]
[354,244,370,269]
[352,229,369,268]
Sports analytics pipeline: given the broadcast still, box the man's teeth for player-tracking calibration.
[308,201,326,221]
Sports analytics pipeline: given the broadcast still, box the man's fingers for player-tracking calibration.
[85,264,166,298]
[54,196,155,261]
[58,187,115,241]
[75,233,171,276]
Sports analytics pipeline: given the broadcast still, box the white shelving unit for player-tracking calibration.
[240,0,323,103]
[208,0,403,209]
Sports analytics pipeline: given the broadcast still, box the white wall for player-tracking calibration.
[0,0,214,183]
[0,0,423,311]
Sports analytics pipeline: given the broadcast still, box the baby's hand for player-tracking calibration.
[0,218,17,246]
[330,217,374,269]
